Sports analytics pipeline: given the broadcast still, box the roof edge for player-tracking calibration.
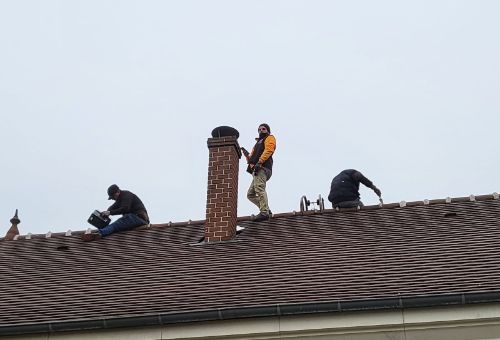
[2,291,500,336]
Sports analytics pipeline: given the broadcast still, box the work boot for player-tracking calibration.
[82,232,102,242]
[254,212,270,222]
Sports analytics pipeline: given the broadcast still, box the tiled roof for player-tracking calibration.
[1,194,500,332]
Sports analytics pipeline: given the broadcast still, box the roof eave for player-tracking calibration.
[2,291,500,336]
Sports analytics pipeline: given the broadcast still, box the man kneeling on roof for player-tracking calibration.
[82,184,149,241]
[328,169,382,208]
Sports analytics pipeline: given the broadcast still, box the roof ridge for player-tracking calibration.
[2,192,498,241]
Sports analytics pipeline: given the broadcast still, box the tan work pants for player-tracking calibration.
[247,169,270,213]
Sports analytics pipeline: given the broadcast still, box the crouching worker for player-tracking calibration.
[82,184,149,241]
[328,169,381,208]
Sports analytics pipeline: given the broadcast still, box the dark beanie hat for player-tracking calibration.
[259,123,271,133]
[107,184,120,199]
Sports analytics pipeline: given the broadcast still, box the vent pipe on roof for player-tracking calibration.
[204,126,241,242]
[5,209,20,240]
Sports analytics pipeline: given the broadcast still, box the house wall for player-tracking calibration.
[4,303,500,340]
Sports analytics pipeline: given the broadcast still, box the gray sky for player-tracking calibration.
[1,0,499,236]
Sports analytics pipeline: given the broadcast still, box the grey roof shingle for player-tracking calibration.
[1,195,500,328]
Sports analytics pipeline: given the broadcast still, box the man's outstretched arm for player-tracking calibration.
[352,170,381,197]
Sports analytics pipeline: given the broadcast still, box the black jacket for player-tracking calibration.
[108,190,149,223]
[328,169,374,204]
[246,134,275,173]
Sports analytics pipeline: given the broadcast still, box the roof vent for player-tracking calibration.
[423,199,430,205]
[494,192,499,199]
[300,195,325,212]
[65,230,72,236]
[45,232,52,238]
[469,195,476,202]
[446,197,452,203]
[26,233,32,240]
[399,201,406,208]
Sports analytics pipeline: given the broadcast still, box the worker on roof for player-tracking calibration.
[242,123,276,222]
[328,169,382,208]
[82,184,149,241]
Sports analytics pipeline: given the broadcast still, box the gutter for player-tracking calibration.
[2,291,500,336]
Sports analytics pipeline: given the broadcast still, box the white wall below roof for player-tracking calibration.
[5,303,500,340]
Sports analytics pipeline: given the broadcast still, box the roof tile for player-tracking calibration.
[1,196,500,326]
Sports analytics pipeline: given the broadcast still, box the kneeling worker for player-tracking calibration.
[328,169,381,208]
[83,184,149,241]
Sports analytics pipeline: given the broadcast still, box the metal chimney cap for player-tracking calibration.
[211,126,239,139]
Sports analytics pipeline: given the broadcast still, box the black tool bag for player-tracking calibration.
[87,210,111,229]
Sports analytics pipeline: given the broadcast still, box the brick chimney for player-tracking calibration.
[5,209,20,240]
[205,126,241,242]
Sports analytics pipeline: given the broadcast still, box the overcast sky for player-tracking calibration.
[1,0,499,236]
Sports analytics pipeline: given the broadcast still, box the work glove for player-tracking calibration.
[253,163,262,173]
[101,211,111,217]
[373,187,382,197]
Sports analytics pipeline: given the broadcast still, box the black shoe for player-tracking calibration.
[254,212,270,222]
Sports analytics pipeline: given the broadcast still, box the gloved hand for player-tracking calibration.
[373,187,382,197]
[253,163,262,173]
[101,210,111,217]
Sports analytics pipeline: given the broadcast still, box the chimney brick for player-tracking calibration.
[205,136,241,242]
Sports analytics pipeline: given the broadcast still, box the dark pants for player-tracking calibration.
[99,213,147,237]
[332,200,364,208]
